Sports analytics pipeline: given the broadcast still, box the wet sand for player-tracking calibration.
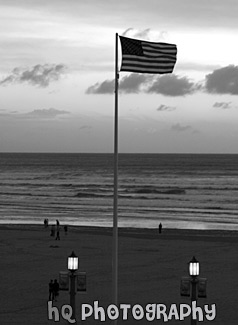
[0,224,237,324]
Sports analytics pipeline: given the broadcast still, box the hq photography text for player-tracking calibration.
[48,300,216,323]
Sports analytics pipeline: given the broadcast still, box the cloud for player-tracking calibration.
[25,108,70,119]
[79,125,92,130]
[205,65,238,95]
[86,73,196,96]
[86,79,114,94]
[86,65,238,97]
[0,64,67,87]
[86,73,153,94]
[122,28,151,40]
[213,102,232,109]
[0,108,70,120]
[119,74,153,93]
[157,104,176,112]
[121,28,168,41]
[147,75,197,96]
[171,123,192,132]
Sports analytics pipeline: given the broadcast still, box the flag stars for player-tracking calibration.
[120,37,143,56]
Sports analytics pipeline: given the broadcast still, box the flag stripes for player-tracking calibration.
[119,35,177,74]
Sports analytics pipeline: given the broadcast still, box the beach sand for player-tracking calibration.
[0,224,237,324]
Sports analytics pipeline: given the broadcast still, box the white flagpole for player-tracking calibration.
[113,32,119,312]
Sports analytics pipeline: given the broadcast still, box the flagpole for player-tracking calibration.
[113,32,119,313]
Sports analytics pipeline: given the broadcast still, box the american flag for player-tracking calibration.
[119,35,177,74]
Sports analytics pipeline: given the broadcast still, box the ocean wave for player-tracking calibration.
[1,181,238,193]
[74,191,185,200]
[119,185,186,195]
[1,153,238,230]
[75,192,113,198]
[132,187,185,195]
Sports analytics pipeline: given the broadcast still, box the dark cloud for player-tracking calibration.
[86,73,153,94]
[87,65,238,96]
[25,108,70,118]
[86,79,114,94]
[157,104,176,112]
[205,65,238,95]
[120,74,153,93]
[147,75,196,96]
[2,0,238,31]
[171,123,192,132]
[0,64,67,87]
[213,102,232,109]
[86,74,196,96]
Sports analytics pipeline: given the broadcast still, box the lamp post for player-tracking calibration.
[181,256,207,324]
[189,256,199,325]
[68,251,78,320]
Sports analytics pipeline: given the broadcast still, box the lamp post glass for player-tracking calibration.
[68,251,78,271]
[189,256,199,276]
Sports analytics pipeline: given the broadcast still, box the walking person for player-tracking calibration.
[48,279,54,301]
[52,279,59,301]
[158,223,162,234]
[55,219,60,240]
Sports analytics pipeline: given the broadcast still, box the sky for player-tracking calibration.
[0,0,238,153]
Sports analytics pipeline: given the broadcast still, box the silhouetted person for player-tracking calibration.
[52,279,59,301]
[55,229,60,240]
[64,225,68,235]
[49,279,54,301]
[158,223,162,234]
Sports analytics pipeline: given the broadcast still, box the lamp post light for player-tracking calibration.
[189,256,199,325]
[189,256,199,277]
[180,256,207,325]
[68,251,78,320]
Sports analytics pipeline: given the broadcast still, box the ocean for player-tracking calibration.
[0,152,238,230]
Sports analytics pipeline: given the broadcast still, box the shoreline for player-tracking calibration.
[0,223,237,241]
